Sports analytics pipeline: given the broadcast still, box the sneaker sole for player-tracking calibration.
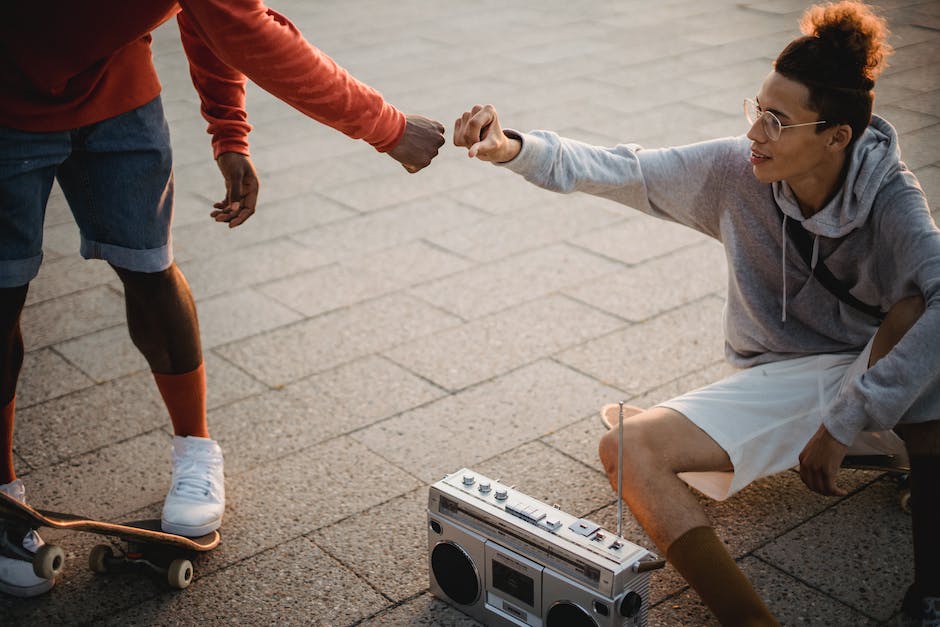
[161,517,221,538]
[0,576,54,598]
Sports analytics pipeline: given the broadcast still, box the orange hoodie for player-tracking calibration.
[0,1,406,157]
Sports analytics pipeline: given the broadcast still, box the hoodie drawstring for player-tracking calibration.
[781,214,788,323]
[810,234,820,270]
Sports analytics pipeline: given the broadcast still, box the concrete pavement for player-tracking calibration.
[5,0,939,624]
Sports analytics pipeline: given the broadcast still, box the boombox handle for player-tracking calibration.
[617,401,625,538]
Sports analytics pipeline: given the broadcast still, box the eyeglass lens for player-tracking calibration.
[744,100,781,140]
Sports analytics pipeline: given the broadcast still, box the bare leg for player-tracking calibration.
[598,407,730,549]
[111,263,201,375]
[0,285,28,484]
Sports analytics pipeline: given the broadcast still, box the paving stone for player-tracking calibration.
[216,294,461,387]
[898,120,940,169]
[259,263,404,318]
[53,325,145,383]
[21,286,126,350]
[384,294,625,391]
[565,241,727,322]
[16,348,93,409]
[179,237,329,301]
[362,594,483,626]
[24,256,116,306]
[306,355,446,422]
[427,201,623,262]
[215,437,421,565]
[195,287,303,348]
[312,488,429,602]
[352,360,623,483]
[289,196,487,265]
[569,212,712,266]
[103,538,389,626]
[13,373,167,469]
[410,244,623,320]
[557,297,727,397]
[755,479,914,622]
[343,240,473,286]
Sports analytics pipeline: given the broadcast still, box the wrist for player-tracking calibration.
[497,130,523,163]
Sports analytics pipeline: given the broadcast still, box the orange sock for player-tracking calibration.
[153,363,209,438]
[1,397,15,484]
[667,526,779,626]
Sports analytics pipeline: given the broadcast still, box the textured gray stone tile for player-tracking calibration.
[306,355,446,422]
[40,220,82,258]
[915,164,940,218]
[21,286,126,350]
[216,294,461,387]
[320,158,490,213]
[352,360,622,483]
[363,593,483,626]
[203,352,269,410]
[755,479,914,622]
[444,168,558,215]
[215,437,421,564]
[16,348,93,409]
[14,373,168,469]
[899,120,940,169]
[259,263,403,317]
[568,212,711,266]
[19,430,171,521]
[179,237,329,301]
[312,488,428,602]
[195,288,303,348]
[565,241,727,322]
[384,294,624,391]
[875,104,940,134]
[24,257,116,306]
[410,244,622,320]
[103,538,389,627]
[53,325,147,383]
[427,201,623,263]
[289,196,487,264]
[557,297,726,397]
[343,240,473,286]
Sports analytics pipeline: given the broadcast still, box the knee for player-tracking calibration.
[598,422,653,479]
[112,264,181,297]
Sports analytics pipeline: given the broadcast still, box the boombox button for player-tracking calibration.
[478,481,491,494]
[609,540,624,551]
[494,489,508,501]
[592,532,605,542]
[462,474,475,486]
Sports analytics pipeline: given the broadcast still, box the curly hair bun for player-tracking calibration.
[799,1,892,88]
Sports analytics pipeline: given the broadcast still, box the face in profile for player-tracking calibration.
[746,71,839,187]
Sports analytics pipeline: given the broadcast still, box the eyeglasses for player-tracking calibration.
[744,98,827,141]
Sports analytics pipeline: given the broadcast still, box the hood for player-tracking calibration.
[772,115,900,238]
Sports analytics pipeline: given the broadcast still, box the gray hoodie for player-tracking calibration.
[501,116,940,446]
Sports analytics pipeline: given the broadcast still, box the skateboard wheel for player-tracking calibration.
[33,543,66,579]
[89,544,113,574]
[167,558,194,589]
[900,489,912,515]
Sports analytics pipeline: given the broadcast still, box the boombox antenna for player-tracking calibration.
[617,400,625,538]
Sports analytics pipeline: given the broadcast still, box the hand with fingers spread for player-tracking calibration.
[798,424,849,497]
[453,104,521,163]
[212,152,260,228]
[387,114,446,173]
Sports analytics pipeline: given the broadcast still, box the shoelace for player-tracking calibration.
[171,455,223,500]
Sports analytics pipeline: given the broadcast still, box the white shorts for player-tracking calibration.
[658,340,907,501]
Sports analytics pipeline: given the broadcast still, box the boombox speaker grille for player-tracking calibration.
[431,541,480,606]
[545,601,599,627]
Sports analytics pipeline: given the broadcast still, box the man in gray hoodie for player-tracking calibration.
[454,2,937,625]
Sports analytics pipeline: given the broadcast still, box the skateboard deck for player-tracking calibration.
[0,490,219,588]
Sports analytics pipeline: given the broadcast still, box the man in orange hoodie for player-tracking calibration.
[0,1,445,596]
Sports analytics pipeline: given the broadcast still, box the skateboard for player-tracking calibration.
[841,453,912,513]
[0,491,220,589]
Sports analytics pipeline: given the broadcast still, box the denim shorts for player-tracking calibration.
[0,96,174,287]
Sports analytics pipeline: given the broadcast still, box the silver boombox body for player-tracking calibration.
[428,468,664,627]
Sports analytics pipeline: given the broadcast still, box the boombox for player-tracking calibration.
[428,468,664,626]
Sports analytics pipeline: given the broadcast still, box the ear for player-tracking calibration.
[827,124,853,152]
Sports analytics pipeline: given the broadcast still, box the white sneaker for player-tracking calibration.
[0,479,55,597]
[161,436,225,537]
